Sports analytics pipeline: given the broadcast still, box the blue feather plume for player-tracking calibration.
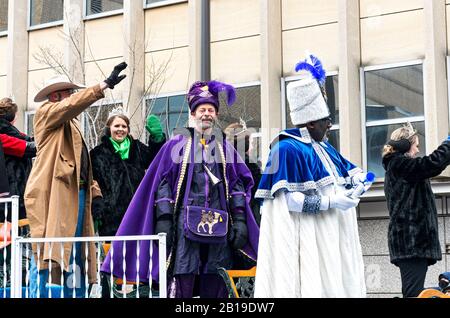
[294,54,326,85]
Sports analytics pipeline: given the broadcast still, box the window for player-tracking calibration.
[85,0,123,17]
[219,84,262,164]
[29,0,63,27]
[145,84,263,164]
[82,102,120,150]
[0,0,7,33]
[145,0,187,8]
[362,62,425,178]
[284,74,340,151]
[146,93,189,138]
[25,111,36,137]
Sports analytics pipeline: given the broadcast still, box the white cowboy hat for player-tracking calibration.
[34,75,86,102]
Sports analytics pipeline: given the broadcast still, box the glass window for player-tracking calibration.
[146,0,167,5]
[30,0,63,27]
[364,63,425,178]
[86,0,123,16]
[365,64,424,122]
[285,75,340,150]
[0,0,8,33]
[218,85,261,132]
[83,103,120,150]
[366,122,425,178]
[145,85,263,163]
[146,94,189,138]
[145,0,187,7]
[219,85,262,165]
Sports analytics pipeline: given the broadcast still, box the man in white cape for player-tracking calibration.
[254,54,367,298]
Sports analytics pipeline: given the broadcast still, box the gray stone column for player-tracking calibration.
[188,0,206,82]
[7,0,29,131]
[64,0,85,84]
[260,0,282,166]
[123,0,145,137]
[338,0,362,167]
[423,0,449,175]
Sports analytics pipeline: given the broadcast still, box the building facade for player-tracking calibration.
[0,0,450,297]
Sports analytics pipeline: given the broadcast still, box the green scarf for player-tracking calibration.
[109,136,131,160]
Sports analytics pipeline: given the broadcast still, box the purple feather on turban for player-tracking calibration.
[187,80,236,112]
[207,80,237,107]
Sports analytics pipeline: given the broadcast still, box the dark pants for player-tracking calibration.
[397,258,428,298]
[170,274,228,298]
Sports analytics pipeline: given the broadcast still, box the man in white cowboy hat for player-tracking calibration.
[24,62,127,298]
[254,54,369,298]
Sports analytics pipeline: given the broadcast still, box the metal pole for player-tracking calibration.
[158,233,167,298]
[10,196,21,298]
[200,0,210,81]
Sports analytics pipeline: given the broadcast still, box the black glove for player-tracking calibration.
[104,62,128,89]
[229,213,248,250]
[23,141,37,158]
[91,196,105,221]
[154,215,173,252]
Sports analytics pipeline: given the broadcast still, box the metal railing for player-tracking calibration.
[1,196,167,298]
[0,196,19,299]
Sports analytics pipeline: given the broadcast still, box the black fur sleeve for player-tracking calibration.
[137,133,167,169]
[392,141,450,182]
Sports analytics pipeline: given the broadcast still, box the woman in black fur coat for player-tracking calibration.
[90,112,165,237]
[0,98,36,222]
[382,122,450,298]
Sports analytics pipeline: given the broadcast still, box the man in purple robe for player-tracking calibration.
[102,80,259,298]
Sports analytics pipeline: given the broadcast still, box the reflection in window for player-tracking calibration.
[364,64,425,177]
[146,94,189,138]
[367,122,425,178]
[30,0,63,26]
[285,75,339,150]
[219,85,262,164]
[145,0,167,6]
[0,0,7,33]
[365,65,424,122]
[83,103,120,150]
[86,0,123,16]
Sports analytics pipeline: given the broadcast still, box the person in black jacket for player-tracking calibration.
[90,110,166,237]
[0,141,9,197]
[0,97,37,292]
[382,122,450,298]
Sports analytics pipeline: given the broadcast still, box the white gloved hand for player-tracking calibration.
[328,193,360,210]
[351,172,367,186]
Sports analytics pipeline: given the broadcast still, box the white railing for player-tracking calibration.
[0,196,19,299]
[1,196,167,298]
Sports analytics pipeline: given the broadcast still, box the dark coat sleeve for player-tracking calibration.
[390,141,450,182]
[155,177,174,220]
[229,180,247,213]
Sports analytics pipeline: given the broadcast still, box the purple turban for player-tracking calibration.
[187,80,237,112]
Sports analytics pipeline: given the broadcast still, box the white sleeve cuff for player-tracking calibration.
[319,196,329,211]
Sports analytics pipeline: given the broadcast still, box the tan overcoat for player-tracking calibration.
[24,85,104,283]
